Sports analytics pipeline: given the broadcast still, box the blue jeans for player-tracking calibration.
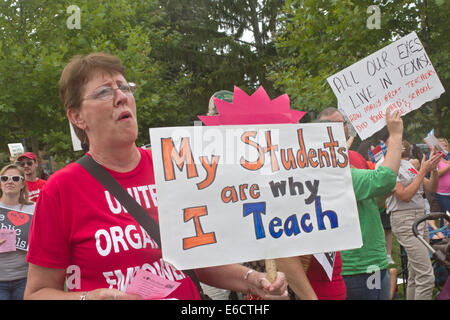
[435,193,450,213]
[0,278,27,300]
[343,269,391,300]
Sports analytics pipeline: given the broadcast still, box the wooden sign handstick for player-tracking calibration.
[265,259,277,283]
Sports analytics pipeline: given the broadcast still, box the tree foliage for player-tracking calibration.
[0,0,191,162]
[210,0,286,96]
[0,0,448,166]
[269,0,449,142]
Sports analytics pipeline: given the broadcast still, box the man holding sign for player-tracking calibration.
[340,110,403,300]
[0,164,35,300]
[283,108,403,300]
[325,31,444,299]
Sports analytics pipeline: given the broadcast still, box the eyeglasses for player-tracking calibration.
[0,175,24,183]
[83,82,136,101]
[16,160,34,167]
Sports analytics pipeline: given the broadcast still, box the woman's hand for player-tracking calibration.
[385,109,403,139]
[382,109,403,175]
[82,288,142,300]
[246,271,289,300]
[420,148,441,174]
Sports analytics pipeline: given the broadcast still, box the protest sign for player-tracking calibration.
[150,123,362,270]
[313,252,336,281]
[327,31,445,140]
[0,229,17,253]
[0,206,33,251]
[368,141,387,163]
[424,134,449,159]
[126,269,181,300]
[7,143,24,158]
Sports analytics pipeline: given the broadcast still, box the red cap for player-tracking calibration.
[17,152,37,162]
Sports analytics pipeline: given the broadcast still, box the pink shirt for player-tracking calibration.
[437,160,450,194]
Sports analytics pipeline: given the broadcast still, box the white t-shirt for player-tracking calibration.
[385,159,425,213]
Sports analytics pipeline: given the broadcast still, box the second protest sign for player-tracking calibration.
[327,31,445,140]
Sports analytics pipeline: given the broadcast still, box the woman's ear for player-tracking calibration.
[67,109,86,130]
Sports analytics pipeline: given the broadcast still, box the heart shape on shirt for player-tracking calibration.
[7,210,30,227]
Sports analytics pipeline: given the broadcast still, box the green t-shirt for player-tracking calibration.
[340,166,397,276]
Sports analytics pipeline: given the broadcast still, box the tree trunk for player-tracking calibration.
[431,100,442,137]
[419,0,442,136]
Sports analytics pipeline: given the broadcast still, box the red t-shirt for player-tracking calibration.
[304,150,366,300]
[307,252,346,300]
[27,148,201,300]
[348,150,369,170]
[26,178,46,202]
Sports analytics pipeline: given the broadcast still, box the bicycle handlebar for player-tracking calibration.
[412,212,450,238]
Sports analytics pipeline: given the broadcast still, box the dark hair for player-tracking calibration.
[373,126,389,143]
[411,144,423,161]
[357,140,373,161]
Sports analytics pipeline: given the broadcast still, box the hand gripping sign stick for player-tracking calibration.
[198,86,307,284]
[265,259,277,283]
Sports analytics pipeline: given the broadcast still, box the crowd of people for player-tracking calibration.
[0,52,448,300]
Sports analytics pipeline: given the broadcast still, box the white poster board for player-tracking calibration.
[7,143,24,158]
[150,123,362,270]
[327,31,445,140]
[424,134,449,157]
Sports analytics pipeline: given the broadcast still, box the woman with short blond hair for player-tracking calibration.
[0,164,35,300]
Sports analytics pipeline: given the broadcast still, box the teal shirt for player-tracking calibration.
[341,166,397,275]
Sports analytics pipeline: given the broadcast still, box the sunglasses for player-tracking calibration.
[15,160,34,167]
[0,175,24,183]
